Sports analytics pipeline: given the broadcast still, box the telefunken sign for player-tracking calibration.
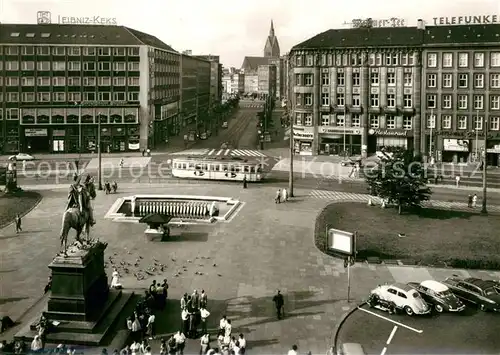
[37,11,117,25]
[433,15,499,26]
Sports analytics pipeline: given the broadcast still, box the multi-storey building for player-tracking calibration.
[194,55,222,108]
[257,65,277,96]
[0,23,180,154]
[222,69,244,96]
[289,20,500,165]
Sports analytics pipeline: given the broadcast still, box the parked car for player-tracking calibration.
[9,153,35,161]
[441,276,500,312]
[407,280,465,313]
[368,283,431,316]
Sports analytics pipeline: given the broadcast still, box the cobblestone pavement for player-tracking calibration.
[1,185,499,354]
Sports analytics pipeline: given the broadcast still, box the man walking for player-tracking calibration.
[272,290,284,320]
[200,306,210,335]
[15,214,22,233]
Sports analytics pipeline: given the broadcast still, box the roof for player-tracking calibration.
[0,23,176,52]
[421,280,448,292]
[466,278,497,290]
[392,283,415,292]
[241,56,270,71]
[172,148,266,162]
[424,24,500,45]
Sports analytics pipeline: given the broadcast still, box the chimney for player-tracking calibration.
[417,19,425,30]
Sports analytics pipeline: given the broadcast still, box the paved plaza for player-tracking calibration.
[1,184,499,353]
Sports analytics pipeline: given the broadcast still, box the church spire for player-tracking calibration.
[269,20,275,37]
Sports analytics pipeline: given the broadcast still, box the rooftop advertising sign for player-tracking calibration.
[37,11,117,25]
[433,15,499,26]
[344,17,406,28]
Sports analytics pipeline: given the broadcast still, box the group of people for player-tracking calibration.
[275,188,289,204]
[104,180,118,194]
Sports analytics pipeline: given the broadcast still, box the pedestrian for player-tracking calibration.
[467,194,473,208]
[455,175,461,187]
[142,149,145,157]
[15,214,22,233]
[180,293,188,310]
[200,290,208,308]
[200,334,210,355]
[287,345,298,355]
[131,314,142,342]
[174,331,186,355]
[219,315,227,332]
[181,308,190,335]
[146,313,155,340]
[146,148,151,157]
[238,334,246,354]
[200,306,210,335]
[275,189,281,204]
[272,290,284,320]
[243,175,247,189]
[224,319,232,338]
[120,158,124,168]
[282,188,288,202]
[472,194,478,208]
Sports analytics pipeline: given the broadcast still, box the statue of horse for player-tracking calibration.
[60,174,97,255]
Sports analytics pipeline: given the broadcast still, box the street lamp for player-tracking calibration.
[481,116,488,214]
[97,111,103,191]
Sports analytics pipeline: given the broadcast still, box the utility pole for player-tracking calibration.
[481,116,488,214]
[287,55,294,197]
[97,112,103,190]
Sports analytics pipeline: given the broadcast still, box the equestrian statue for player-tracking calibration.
[60,174,97,255]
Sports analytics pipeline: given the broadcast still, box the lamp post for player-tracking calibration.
[429,108,434,162]
[97,112,103,191]
[343,105,347,157]
[481,116,488,214]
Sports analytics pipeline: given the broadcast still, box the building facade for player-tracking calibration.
[194,54,222,108]
[257,65,277,95]
[288,20,500,165]
[222,69,244,95]
[0,23,180,154]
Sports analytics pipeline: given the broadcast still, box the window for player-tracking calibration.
[370,94,379,107]
[491,95,500,110]
[83,92,96,101]
[36,46,50,55]
[113,77,126,86]
[392,53,399,65]
[295,113,302,125]
[336,93,345,106]
[474,53,484,67]
[427,114,436,128]
[52,77,66,86]
[352,95,360,107]
[474,74,484,88]
[386,115,396,129]
[306,55,314,66]
[128,77,140,86]
[21,61,35,70]
[403,94,412,108]
[321,54,326,66]
[68,47,81,56]
[351,53,358,66]
[112,62,126,72]
[403,117,412,130]
[304,74,313,86]
[53,92,66,102]
[321,73,329,85]
[458,74,468,88]
[352,72,360,86]
[336,115,345,126]
[387,94,396,107]
[427,94,436,108]
[351,114,360,127]
[342,54,348,66]
[458,115,467,129]
[404,73,412,86]
[427,74,437,88]
[83,47,96,56]
[442,94,452,109]
[491,52,500,67]
[337,72,345,86]
[327,54,333,66]
[98,77,111,86]
[442,53,453,67]
[6,77,19,86]
[408,54,415,66]
[128,62,139,71]
[387,72,396,86]
[98,62,111,71]
[321,115,330,126]
[67,77,81,86]
[375,53,382,66]
[98,47,111,56]
[441,115,452,129]
[427,53,437,67]
[128,92,139,101]
[370,72,379,85]
[21,77,35,86]
[490,117,500,130]
[52,61,66,71]
[83,77,96,86]
[52,47,65,55]
[474,116,483,130]
[369,114,379,128]
[295,93,302,106]
[36,61,50,71]
[67,61,81,71]
[459,53,468,67]
[97,92,111,101]
[37,77,50,86]
[113,92,126,101]
[474,95,484,109]
[458,95,468,109]
[491,74,500,88]
[37,92,50,102]
[335,54,341,66]
[68,92,81,102]
[304,93,313,106]
[386,54,392,66]
[113,47,126,56]
[442,73,452,88]
[21,92,35,102]
[6,61,19,70]
[83,62,96,71]
[7,93,19,102]
[305,113,313,126]
[5,46,19,55]
[7,108,19,120]
[321,93,330,106]
[295,74,302,86]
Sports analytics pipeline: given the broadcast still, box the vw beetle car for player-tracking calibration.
[407,280,465,313]
[441,276,500,312]
[368,282,431,316]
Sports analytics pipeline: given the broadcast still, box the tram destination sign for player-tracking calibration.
[433,15,499,26]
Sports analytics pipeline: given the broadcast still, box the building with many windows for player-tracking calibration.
[0,23,182,153]
[257,64,277,96]
[289,20,500,165]
[194,55,223,108]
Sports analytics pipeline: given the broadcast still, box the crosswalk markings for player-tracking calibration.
[230,149,266,157]
[171,149,209,156]
[171,149,267,158]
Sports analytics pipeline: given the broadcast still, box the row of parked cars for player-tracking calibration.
[368,276,500,316]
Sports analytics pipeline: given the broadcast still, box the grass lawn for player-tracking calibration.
[315,202,500,270]
[0,190,42,228]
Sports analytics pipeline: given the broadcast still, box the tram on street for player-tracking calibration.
[171,154,264,182]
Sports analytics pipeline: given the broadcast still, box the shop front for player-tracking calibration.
[318,126,362,156]
[24,128,50,152]
[292,126,314,156]
[367,128,413,155]
[441,138,470,163]
[4,122,20,153]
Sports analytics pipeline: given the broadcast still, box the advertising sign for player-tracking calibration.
[292,126,314,140]
[37,11,117,25]
[25,128,48,137]
[327,228,356,256]
[443,139,469,152]
[433,15,499,26]
[369,128,409,137]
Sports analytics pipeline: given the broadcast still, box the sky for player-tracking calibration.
[1,0,500,68]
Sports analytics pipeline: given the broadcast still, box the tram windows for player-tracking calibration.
[234,166,241,173]
[257,166,262,173]
[230,165,235,172]
[214,165,220,171]
[243,166,250,173]
[250,167,255,173]
[195,164,202,170]
[180,163,187,169]
[222,165,228,172]
[188,163,195,169]
[202,164,208,170]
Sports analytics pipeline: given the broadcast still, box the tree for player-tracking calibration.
[365,148,432,214]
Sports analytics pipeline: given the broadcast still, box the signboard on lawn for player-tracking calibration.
[327,228,356,256]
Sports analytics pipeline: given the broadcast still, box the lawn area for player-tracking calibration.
[315,202,500,270]
[0,190,42,228]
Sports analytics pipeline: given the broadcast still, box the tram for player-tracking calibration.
[171,155,264,182]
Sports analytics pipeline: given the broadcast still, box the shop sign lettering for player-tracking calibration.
[432,130,500,139]
[369,129,408,137]
[433,15,499,26]
[319,127,361,135]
